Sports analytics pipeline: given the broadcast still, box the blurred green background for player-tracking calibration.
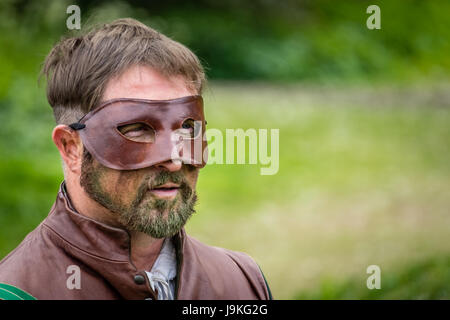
[0,0,449,299]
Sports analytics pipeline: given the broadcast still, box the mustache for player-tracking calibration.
[135,170,193,204]
[148,170,185,189]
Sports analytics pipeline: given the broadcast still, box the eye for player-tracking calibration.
[117,123,155,143]
[179,119,201,139]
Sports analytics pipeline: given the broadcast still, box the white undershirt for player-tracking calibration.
[145,238,177,300]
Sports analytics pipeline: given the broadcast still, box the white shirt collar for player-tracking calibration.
[145,237,177,299]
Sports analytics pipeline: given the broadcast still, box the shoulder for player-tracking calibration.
[0,223,64,297]
[186,235,253,262]
[183,234,272,299]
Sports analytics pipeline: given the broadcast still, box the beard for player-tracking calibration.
[79,149,197,238]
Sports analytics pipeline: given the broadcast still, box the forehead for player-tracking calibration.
[102,65,194,102]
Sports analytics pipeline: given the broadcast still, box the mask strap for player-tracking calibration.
[68,123,86,130]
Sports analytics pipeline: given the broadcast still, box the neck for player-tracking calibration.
[129,231,165,270]
[64,177,164,271]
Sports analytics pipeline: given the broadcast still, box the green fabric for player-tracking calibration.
[258,266,274,300]
[0,283,36,300]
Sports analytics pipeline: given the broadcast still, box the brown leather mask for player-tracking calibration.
[69,95,207,170]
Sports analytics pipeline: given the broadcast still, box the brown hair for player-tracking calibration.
[41,18,206,124]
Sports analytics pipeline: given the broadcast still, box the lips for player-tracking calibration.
[148,182,180,199]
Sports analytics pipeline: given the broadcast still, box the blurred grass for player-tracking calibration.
[1,82,449,299]
[186,83,450,299]
[296,256,450,299]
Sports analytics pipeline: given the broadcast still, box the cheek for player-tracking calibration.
[184,166,200,189]
[99,169,145,202]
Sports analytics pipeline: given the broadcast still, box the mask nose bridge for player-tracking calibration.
[150,121,207,168]
[150,126,183,165]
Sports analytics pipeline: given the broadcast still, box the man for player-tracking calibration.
[0,18,272,300]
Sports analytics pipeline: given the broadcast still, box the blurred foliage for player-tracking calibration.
[0,0,449,299]
[0,0,449,95]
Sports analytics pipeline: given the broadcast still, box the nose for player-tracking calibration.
[154,159,182,172]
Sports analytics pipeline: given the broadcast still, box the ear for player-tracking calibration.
[52,125,84,174]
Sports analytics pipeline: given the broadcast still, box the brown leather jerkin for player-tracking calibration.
[0,183,271,300]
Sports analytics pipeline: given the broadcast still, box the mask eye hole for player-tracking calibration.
[117,122,155,143]
[179,119,202,139]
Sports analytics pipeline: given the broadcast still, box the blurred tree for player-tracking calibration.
[1,0,448,85]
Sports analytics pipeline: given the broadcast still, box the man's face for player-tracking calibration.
[79,65,200,238]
